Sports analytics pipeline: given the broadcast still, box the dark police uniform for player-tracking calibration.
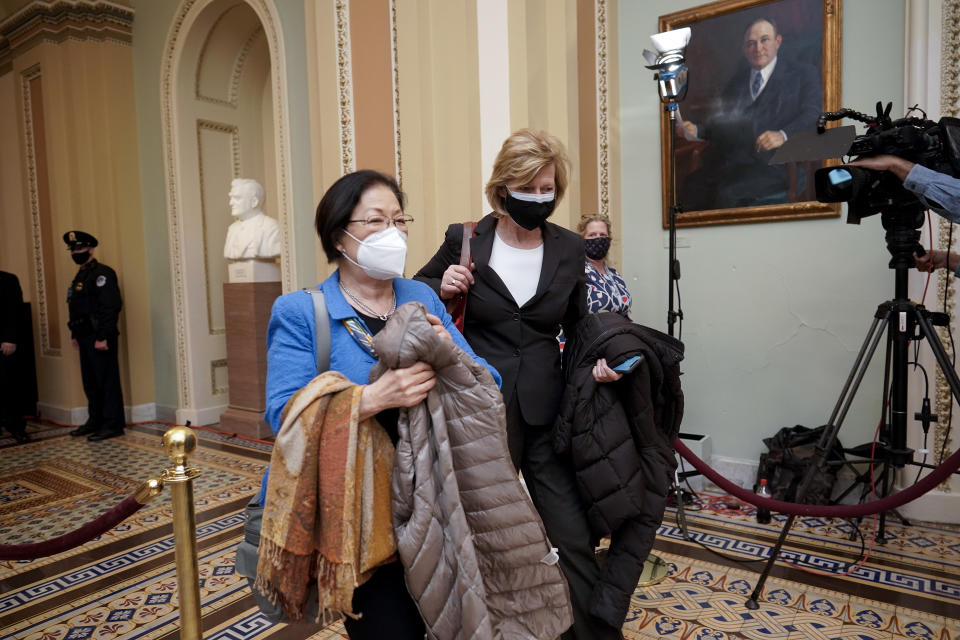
[0,270,29,443]
[64,230,125,441]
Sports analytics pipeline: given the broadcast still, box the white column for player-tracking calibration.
[476,0,511,212]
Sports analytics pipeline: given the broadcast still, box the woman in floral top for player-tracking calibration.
[579,213,632,318]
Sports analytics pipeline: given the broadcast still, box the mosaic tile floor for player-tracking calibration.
[1,424,957,640]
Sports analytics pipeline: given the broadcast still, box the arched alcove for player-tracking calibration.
[161,0,295,424]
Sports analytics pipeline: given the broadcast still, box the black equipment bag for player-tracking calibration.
[756,424,846,504]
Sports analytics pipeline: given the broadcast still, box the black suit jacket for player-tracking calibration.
[415,214,586,425]
[701,56,821,170]
[0,271,23,345]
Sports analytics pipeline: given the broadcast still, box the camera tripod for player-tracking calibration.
[745,210,960,610]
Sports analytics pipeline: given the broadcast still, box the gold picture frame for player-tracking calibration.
[659,0,842,227]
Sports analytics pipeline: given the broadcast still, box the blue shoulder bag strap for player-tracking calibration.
[307,288,330,373]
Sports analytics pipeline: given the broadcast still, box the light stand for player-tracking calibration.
[644,27,690,339]
[642,29,691,586]
[666,105,683,338]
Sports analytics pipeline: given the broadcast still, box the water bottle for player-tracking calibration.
[755,478,772,524]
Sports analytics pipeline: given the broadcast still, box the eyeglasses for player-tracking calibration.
[347,215,414,231]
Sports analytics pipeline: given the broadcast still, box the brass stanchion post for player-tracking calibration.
[162,426,204,640]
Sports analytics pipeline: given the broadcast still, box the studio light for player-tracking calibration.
[643,27,691,110]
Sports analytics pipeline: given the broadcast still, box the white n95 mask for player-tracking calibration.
[342,227,408,280]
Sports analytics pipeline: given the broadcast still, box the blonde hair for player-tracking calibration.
[577,213,612,237]
[484,129,570,217]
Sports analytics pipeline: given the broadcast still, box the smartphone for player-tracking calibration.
[612,355,643,373]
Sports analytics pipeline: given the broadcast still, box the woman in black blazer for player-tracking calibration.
[415,129,623,640]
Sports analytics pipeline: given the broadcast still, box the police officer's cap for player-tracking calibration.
[62,230,98,249]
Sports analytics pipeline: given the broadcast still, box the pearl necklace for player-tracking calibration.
[339,281,397,321]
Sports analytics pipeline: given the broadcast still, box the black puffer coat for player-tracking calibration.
[554,311,684,628]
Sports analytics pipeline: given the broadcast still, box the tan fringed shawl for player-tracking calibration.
[255,371,396,622]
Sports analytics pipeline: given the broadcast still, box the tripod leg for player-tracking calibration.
[916,311,960,409]
[745,311,889,610]
[824,316,886,427]
[744,513,797,611]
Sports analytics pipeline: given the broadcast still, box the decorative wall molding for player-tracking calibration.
[335,0,355,173]
[933,0,960,486]
[193,8,233,106]
[595,0,609,218]
[160,0,297,412]
[230,25,263,103]
[196,119,241,176]
[0,0,134,68]
[21,65,60,357]
[942,0,960,112]
[390,0,402,184]
[196,119,239,337]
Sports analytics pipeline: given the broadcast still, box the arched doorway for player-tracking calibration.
[161,0,295,424]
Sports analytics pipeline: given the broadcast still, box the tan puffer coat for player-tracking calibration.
[371,302,573,640]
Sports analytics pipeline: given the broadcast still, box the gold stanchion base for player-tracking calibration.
[595,548,670,587]
[637,553,669,586]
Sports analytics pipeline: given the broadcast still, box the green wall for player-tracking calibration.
[132,0,180,415]
[617,0,907,467]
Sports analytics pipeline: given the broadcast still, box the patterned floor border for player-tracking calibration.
[3,431,958,639]
[671,494,960,572]
[0,512,246,616]
[656,522,960,606]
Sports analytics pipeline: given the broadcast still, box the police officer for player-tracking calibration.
[63,231,125,441]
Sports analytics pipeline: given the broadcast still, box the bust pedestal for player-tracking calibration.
[227,259,281,283]
[219,262,281,439]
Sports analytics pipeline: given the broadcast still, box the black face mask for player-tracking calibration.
[71,251,90,265]
[584,236,611,260]
[504,192,556,230]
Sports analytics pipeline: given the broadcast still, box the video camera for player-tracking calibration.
[812,102,960,223]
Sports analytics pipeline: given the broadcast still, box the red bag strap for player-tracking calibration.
[459,222,475,267]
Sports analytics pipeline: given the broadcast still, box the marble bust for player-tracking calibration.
[223,179,281,260]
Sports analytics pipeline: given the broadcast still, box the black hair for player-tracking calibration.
[743,16,779,39]
[314,170,406,263]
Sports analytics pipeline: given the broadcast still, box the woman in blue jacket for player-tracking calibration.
[258,170,499,639]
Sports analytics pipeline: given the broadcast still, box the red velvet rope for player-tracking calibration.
[673,437,960,518]
[0,494,144,561]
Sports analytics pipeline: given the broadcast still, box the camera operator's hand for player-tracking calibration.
[847,154,916,182]
[915,249,959,273]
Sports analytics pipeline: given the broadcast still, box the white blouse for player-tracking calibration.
[489,233,543,307]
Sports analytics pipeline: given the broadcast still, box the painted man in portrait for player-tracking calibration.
[679,17,821,210]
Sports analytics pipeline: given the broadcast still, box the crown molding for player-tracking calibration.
[0,0,133,68]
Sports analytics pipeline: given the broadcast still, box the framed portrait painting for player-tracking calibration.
[659,0,842,227]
